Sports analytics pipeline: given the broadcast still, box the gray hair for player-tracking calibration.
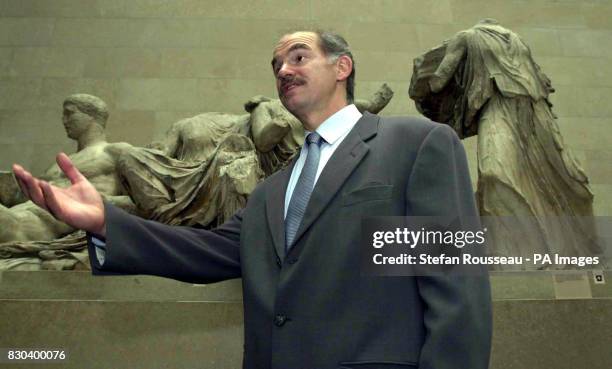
[314,30,356,103]
[63,94,109,127]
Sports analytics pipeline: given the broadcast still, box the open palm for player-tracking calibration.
[12,153,106,237]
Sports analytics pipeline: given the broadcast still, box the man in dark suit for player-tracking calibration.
[13,30,491,369]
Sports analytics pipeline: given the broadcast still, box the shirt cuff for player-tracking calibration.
[91,236,106,266]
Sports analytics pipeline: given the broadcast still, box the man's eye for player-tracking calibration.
[290,54,305,64]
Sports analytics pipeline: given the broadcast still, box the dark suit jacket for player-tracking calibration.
[88,112,492,369]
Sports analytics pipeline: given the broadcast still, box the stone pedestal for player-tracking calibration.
[0,271,610,368]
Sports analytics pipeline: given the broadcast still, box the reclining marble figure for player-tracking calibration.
[0,84,394,269]
[0,94,134,244]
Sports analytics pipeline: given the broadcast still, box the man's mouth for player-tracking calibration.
[281,81,304,96]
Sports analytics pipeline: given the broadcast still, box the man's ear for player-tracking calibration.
[335,55,352,82]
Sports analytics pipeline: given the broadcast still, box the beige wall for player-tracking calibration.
[0,0,611,213]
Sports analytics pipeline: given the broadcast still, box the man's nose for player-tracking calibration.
[277,62,294,78]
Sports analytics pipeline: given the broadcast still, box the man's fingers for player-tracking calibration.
[12,165,32,199]
[56,152,86,185]
[40,181,63,220]
[16,177,31,200]
[12,165,48,209]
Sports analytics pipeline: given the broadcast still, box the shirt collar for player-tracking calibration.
[306,104,362,145]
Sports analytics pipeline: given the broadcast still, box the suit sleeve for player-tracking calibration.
[86,202,242,284]
[406,124,492,369]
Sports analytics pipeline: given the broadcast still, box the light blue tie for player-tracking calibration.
[285,132,325,251]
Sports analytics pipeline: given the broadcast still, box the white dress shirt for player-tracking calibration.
[284,104,362,217]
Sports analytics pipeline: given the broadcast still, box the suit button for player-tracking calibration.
[276,257,282,268]
[274,314,287,327]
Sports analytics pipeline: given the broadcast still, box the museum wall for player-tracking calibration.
[0,0,611,214]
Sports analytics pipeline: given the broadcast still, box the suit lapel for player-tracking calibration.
[288,112,380,252]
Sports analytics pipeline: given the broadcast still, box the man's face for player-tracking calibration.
[62,103,93,139]
[271,32,339,118]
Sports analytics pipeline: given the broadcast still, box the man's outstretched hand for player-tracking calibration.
[12,153,106,237]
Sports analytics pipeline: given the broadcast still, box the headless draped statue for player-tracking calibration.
[409,19,601,269]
